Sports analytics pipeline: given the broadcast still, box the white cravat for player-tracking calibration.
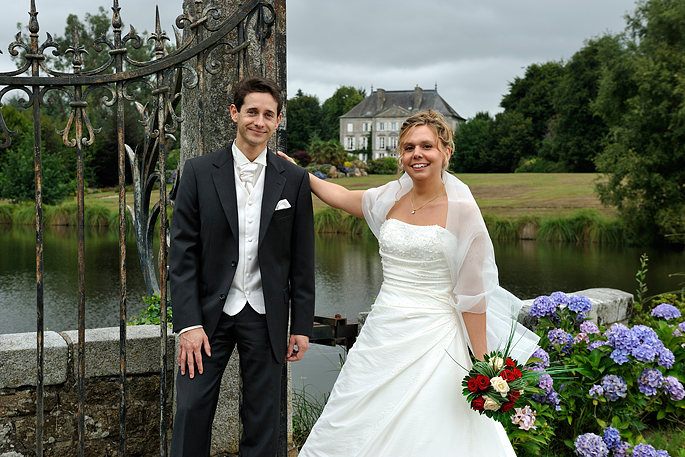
[238,162,259,194]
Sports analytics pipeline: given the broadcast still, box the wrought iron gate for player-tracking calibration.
[0,0,286,455]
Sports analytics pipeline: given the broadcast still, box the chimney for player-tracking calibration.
[413,85,423,111]
[377,88,385,111]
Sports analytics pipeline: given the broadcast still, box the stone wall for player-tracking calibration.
[1,326,175,457]
[0,325,294,457]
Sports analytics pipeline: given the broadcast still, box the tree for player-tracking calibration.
[286,89,322,155]
[593,0,685,243]
[552,37,613,172]
[309,139,347,167]
[320,86,365,141]
[451,112,493,173]
[500,61,565,150]
[485,111,536,172]
[0,105,75,204]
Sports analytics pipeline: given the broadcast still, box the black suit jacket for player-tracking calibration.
[169,146,315,363]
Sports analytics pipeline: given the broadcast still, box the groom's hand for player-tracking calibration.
[286,334,309,362]
[178,327,211,378]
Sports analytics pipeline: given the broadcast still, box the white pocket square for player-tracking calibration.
[275,199,291,211]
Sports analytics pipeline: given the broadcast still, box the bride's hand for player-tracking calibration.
[277,150,297,165]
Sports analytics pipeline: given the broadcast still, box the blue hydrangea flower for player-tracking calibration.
[638,368,664,396]
[602,426,621,451]
[651,303,681,320]
[632,443,657,457]
[532,390,561,410]
[588,340,609,351]
[601,375,627,401]
[580,321,600,334]
[530,347,550,368]
[662,376,685,401]
[655,451,670,457]
[605,323,639,352]
[574,332,589,344]
[548,328,573,346]
[589,384,604,399]
[568,294,592,315]
[530,295,558,318]
[550,291,570,306]
[657,347,675,369]
[610,348,631,365]
[632,343,658,363]
[574,433,609,457]
[614,441,632,457]
[680,322,685,332]
[538,373,553,394]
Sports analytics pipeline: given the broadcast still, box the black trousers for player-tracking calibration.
[170,305,283,457]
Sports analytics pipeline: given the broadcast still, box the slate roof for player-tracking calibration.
[340,88,464,120]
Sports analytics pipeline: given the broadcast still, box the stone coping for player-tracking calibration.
[0,325,175,389]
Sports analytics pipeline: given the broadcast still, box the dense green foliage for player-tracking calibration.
[286,86,366,159]
[0,106,75,204]
[593,0,685,245]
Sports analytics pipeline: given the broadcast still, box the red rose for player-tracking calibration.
[505,358,516,367]
[502,369,517,382]
[501,401,516,412]
[508,390,521,402]
[476,374,490,390]
[471,397,485,411]
[467,377,478,393]
[512,368,522,379]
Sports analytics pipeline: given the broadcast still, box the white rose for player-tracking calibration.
[489,356,504,371]
[483,395,500,411]
[490,376,510,396]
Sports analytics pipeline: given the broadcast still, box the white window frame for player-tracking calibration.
[347,123,353,132]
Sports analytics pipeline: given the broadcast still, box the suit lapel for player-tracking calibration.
[211,147,239,238]
[260,149,286,243]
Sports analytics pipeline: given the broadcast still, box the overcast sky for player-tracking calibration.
[0,0,636,119]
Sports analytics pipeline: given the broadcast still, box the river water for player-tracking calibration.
[1,224,684,394]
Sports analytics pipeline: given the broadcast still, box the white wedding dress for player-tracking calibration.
[299,219,517,457]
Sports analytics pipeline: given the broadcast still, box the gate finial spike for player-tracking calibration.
[28,0,39,34]
[112,0,122,30]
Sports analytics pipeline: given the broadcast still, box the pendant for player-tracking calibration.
[411,210,416,214]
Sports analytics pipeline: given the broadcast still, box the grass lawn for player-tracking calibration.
[311,173,615,220]
[3,173,615,222]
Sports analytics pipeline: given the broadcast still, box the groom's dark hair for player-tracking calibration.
[232,76,283,115]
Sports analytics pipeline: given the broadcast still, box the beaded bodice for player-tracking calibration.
[378,219,456,295]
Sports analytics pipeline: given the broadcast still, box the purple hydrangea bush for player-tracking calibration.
[512,291,685,456]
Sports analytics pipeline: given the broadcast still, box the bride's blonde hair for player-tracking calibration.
[396,109,453,171]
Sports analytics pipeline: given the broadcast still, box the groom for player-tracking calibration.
[169,76,315,456]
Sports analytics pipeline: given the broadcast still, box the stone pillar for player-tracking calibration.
[179,0,287,170]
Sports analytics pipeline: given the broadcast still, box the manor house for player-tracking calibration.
[340,85,465,160]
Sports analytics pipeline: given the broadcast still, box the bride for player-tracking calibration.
[280,110,538,456]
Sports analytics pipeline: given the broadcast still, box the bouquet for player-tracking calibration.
[461,352,541,423]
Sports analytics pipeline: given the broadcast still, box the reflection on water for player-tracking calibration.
[2,225,684,335]
[0,224,153,335]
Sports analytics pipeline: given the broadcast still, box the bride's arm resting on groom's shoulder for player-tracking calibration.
[278,151,365,218]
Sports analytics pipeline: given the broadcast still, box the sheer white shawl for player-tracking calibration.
[362,172,539,362]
